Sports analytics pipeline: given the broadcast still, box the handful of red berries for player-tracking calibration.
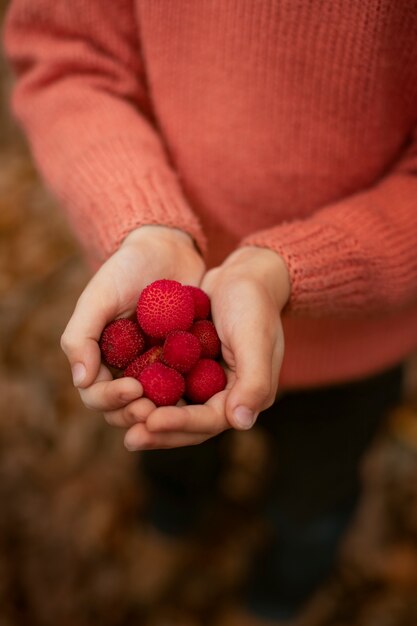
[99,280,227,407]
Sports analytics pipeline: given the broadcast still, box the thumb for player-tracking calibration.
[225,317,280,431]
[60,280,120,389]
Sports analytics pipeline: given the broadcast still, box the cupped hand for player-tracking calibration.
[60,226,205,422]
[123,246,290,450]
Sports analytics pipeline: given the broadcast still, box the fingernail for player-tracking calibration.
[124,432,137,451]
[233,406,256,430]
[72,362,86,387]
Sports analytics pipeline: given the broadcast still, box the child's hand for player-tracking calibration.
[60,226,205,423]
[124,246,290,450]
[203,246,290,428]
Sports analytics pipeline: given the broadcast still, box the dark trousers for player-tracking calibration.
[140,365,403,618]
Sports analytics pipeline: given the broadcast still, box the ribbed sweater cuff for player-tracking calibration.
[54,137,207,263]
[241,219,370,315]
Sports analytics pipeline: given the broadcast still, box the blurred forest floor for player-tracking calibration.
[2,4,417,625]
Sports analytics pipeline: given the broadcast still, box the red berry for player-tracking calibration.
[124,346,163,379]
[139,362,185,407]
[162,330,201,373]
[100,318,145,369]
[137,279,194,338]
[190,320,221,359]
[184,286,211,320]
[185,359,227,404]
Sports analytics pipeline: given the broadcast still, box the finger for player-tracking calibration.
[79,368,143,412]
[124,423,209,451]
[146,390,230,435]
[104,397,156,428]
[60,273,123,389]
[225,308,279,431]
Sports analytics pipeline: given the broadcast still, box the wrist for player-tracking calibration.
[122,225,196,251]
[224,246,291,310]
[118,224,205,285]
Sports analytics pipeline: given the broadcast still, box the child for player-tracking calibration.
[4,1,417,623]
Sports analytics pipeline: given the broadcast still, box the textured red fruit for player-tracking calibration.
[139,362,185,407]
[190,320,221,359]
[124,346,163,380]
[137,279,194,338]
[100,318,145,369]
[184,285,211,320]
[185,359,227,404]
[162,330,201,373]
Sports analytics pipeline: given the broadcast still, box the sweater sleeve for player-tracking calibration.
[3,0,206,263]
[241,135,417,317]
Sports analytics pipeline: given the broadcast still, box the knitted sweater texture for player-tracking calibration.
[4,0,417,387]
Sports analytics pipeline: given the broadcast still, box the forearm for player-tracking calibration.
[241,156,417,316]
[3,0,206,263]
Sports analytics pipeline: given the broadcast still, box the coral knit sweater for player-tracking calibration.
[4,1,417,389]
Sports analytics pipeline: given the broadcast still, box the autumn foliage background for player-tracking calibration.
[2,2,417,624]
